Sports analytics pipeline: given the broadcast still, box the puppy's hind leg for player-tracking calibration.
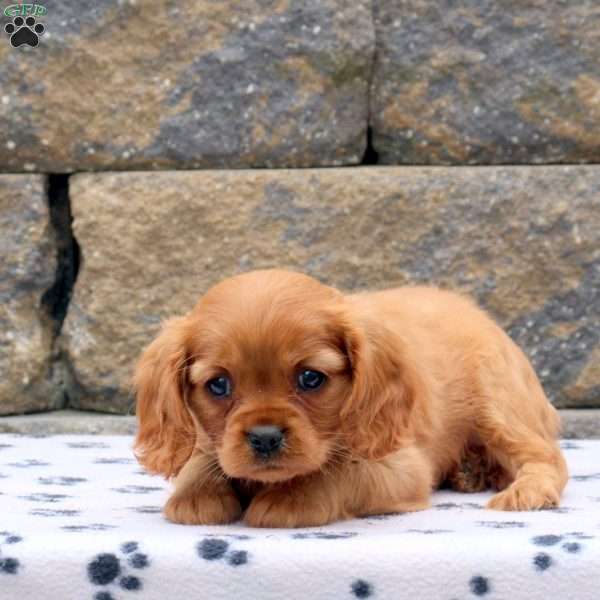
[445,445,511,494]
[479,398,567,511]
[472,336,568,511]
[485,438,567,511]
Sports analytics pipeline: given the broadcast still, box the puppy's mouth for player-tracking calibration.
[257,463,284,471]
[220,456,315,483]
[243,460,304,483]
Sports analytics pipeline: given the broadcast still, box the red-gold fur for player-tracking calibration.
[134,270,567,527]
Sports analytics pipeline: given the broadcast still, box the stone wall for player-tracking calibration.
[371,1,600,164]
[1,1,599,415]
[1,0,373,170]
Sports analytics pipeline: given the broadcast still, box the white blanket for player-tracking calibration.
[0,434,598,599]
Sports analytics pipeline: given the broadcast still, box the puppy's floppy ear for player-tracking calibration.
[337,309,421,460]
[133,316,195,478]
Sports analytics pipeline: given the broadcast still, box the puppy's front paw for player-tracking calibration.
[244,488,339,528]
[165,490,242,525]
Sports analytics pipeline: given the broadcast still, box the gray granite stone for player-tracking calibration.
[0,175,63,414]
[65,166,599,412]
[371,1,600,164]
[0,0,373,171]
[560,410,600,440]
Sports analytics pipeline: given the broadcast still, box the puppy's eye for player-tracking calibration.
[205,376,232,398]
[297,369,326,391]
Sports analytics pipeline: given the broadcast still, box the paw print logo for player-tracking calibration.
[87,541,149,600]
[4,16,45,48]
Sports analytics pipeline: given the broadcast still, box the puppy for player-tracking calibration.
[134,270,567,527]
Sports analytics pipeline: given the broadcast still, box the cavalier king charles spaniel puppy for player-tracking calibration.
[134,269,567,527]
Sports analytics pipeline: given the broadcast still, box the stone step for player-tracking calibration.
[0,410,136,435]
[0,409,597,439]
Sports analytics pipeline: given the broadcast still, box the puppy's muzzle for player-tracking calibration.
[246,425,285,459]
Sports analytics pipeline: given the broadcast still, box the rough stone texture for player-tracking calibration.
[0,0,372,172]
[1,409,596,438]
[560,410,600,440]
[0,410,136,435]
[371,1,600,164]
[65,166,599,412]
[0,175,62,414]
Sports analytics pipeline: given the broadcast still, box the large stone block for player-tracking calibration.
[0,0,372,171]
[65,166,600,412]
[0,175,61,414]
[371,1,600,164]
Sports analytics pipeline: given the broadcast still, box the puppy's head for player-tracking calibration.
[134,270,416,482]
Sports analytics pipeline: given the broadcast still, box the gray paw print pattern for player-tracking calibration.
[0,532,22,575]
[0,434,598,599]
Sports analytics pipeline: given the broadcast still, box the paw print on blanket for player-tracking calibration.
[66,441,110,449]
[111,484,162,494]
[530,532,589,573]
[292,531,357,540]
[572,472,600,482]
[476,520,527,529]
[197,538,249,567]
[38,476,87,486]
[351,579,374,598]
[95,457,135,465]
[87,541,149,599]
[434,501,483,510]
[469,575,490,596]
[19,492,72,503]
[0,531,23,575]
[7,459,50,468]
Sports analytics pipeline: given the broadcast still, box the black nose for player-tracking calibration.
[247,425,284,458]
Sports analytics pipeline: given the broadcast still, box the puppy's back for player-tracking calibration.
[347,285,495,341]
[346,285,559,440]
